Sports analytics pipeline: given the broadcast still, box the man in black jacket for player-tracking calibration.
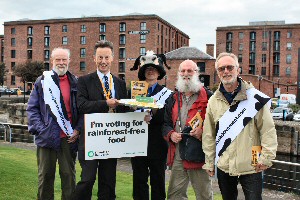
[130,51,172,200]
[72,40,128,200]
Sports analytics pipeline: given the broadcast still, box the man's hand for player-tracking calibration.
[255,163,268,173]
[190,126,203,140]
[144,112,151,124]
[170,132,182,144]
[206,169,215,177]
[68,129,80,143]
[106,99,119,109]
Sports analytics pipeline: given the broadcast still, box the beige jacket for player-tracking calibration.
[202,80,277,176]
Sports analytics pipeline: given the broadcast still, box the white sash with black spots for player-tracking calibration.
[41,70,74,136]
[215,88,271,165]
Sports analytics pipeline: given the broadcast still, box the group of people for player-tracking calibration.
[26,40,277,200]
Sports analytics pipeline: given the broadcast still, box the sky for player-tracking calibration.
[1,0,300,53]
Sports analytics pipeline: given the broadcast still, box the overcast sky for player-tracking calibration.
[1,0,300,54]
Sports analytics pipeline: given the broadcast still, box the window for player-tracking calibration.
[238,32,244,39]
[44,63,50,71]
[119,22,126,32]
[80,36,86,44]
[262,54,266,63]
[44,26,50,35]
[286,54,292,64]
[44,50,50,60]
[140,22,146,30]
[119,62,125,73]
[238,54,242,63]
[273,65,279,76]
[44,37,50,47]
[261,67,266,75]
[273,53,280,64]
[80,62,86,71]
[157,35,159,45]
[274,31,280,40]
[11,50,16,58]
[62,36,68,45]
[249,65,255,75]
[286,67,291,76]
[140,34,146,43]
[99,35,106,41]
[262,31,268,39]
[27,50,32,59]
[239,43,243,51]
[140,47,146,55]
[80,48,86,58]
[262,42,267,51]
[62,25,68,32]
[11,38,16,46]
[11,28,16,34]
[28,37,33,47]
[287,42,292,50]
[197,62,205,73]
[100,23,106,33]
[120,34,126,45]
[119,48,126,59]
[274,41,280,51]
[81,25,86,33]
[249,53,255,64]
[250,32,256,40]
[158,23,160,30]
[226,32,233,41]
[239,66,243,74]
[287,30,292,38]
[226,42,232,52]
[250,41,255,51]
[11,75,16,85]
[28,26,33,35]
[11,62,15,69]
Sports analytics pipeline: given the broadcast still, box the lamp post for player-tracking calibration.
[258,75,263,91]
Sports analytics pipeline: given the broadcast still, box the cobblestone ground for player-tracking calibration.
[1,141,300,200]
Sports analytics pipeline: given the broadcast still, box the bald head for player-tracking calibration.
[179,60,198,72]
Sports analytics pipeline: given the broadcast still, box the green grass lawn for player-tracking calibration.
[0,145,221,200]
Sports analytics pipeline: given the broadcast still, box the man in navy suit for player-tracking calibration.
[73,40,128,200]
[130,51,172,200]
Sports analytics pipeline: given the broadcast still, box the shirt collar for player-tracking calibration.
[97,70,111,80]
[148,82,158,94]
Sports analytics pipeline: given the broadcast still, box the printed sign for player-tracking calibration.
[251,146,262,166]
[188,112,203,129]
[85,112,148,160]
[131,81,148,99]
[128,30,150,35]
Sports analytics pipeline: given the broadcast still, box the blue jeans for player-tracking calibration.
[217,168,262,200]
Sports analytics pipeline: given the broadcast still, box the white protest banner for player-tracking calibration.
[85,112,148,160]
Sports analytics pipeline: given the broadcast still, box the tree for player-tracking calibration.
[13,61,45,83]
[0,62,8,86]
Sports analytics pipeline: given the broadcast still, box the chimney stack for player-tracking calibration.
[206,44,214,57]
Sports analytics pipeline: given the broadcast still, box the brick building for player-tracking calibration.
[3,14,190,90]
[0,35,4,63]
[216,21,300,97]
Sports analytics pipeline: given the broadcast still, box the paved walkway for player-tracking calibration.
[1,141,299,200]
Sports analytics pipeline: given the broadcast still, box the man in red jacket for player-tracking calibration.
[162,60,212,200]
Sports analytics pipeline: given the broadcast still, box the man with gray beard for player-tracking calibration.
[162,60,212,200]
[27,47,83,200]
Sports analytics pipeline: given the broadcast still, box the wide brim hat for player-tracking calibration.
[130,50,170,81]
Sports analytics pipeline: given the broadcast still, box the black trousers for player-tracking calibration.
[72,158,117,200]
[131,156,166,200]
[217,168,263,200]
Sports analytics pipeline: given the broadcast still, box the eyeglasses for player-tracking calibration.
[179,69,196,74]
[217,65,235,72]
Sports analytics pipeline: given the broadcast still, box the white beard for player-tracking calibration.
[53,65,68,76]
[176,73,203,93]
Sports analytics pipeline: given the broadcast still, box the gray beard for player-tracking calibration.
[176,74,203,93]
